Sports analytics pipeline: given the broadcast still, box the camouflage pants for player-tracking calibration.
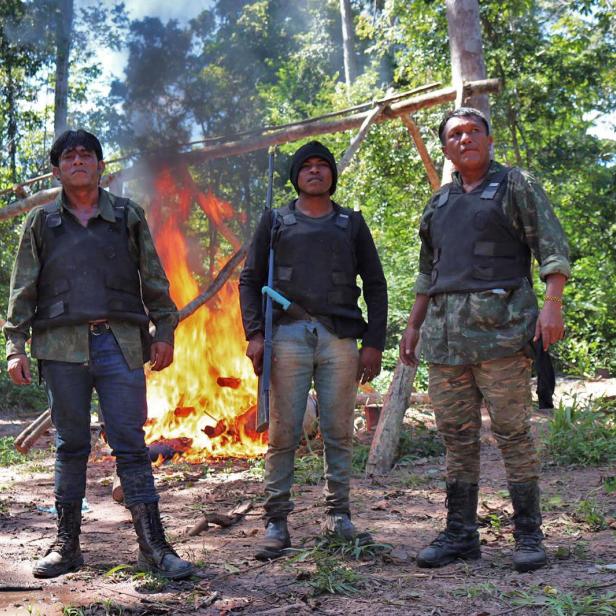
[428,351,539,484]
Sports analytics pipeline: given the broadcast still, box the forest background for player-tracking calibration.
[0,0,614,412]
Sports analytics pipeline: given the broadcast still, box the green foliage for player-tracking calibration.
[574,499,607,532]
[294,453,323,485]
[0,436,26,466]
[0,363,48,413]
[543,397,616,466]
[396,421,445,463]
[508,588,616,615]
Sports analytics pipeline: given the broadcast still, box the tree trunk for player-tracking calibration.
[443,0,489,182]
[54,0,74,137]
[339,0,357,90]
[6,61,17,182]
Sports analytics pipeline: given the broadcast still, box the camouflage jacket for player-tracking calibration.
[3,189,178,370]
[415,161,570,365]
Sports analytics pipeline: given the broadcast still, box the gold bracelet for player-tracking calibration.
[544,295,562,304]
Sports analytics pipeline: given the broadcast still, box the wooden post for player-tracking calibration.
[337,103,385,176]
[365,359,418,475]
[399,115,441,191]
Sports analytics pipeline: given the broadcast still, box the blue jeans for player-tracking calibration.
[41,329,157,506]
[264,320,359,520]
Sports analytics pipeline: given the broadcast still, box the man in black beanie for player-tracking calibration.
[240,140,387,560]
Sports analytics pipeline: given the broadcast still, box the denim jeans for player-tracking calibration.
[41,329,157,506]
[264,320,359,520]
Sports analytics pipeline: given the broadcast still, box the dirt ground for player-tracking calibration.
[0,378,614,616]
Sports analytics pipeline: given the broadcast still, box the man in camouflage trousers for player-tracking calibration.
[400,108,570,572]
[4,129,193,579]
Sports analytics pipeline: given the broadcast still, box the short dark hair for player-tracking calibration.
[438,107,490,145]
[50,129,103,167]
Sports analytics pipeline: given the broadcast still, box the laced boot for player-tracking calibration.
[509,481,547,572]
[255,518,291,561]
[417,480,480,568]
[129,502,194,579]
[33,501,84,578]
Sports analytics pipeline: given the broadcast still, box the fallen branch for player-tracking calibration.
[187,501,253,536]
[178,244,248,320]
[14,409,52,454]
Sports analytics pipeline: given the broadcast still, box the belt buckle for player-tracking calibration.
[89,322,109,336]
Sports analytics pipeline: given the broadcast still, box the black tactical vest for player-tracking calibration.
[428,168,531,296]
[33,198,149,329]
[271,202,364,324]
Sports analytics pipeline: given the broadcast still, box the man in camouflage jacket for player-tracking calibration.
[400,108,570,572]
[3,129,193,580]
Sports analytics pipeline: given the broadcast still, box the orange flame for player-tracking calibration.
[143,167,266,460]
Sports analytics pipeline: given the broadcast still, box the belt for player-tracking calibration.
[89,321,110,335]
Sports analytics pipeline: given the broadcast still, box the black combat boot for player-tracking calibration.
[255,518,291,561]
[323,512,358,541]
[129,502,194,579]
[509,481,547,572]
[33,501,84,578]
[417,481,481,568]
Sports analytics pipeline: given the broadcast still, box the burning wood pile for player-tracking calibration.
[141,166,266,461]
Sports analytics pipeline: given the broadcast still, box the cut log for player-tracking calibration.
[366,360,418,475]
[187,501,252,536]
[14,409,52,454]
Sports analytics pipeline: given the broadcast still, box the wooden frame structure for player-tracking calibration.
[6,78,502,468]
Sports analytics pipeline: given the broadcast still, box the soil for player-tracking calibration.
[0,378,614,616]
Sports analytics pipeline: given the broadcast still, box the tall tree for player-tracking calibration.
[53,0,74,137]
[339,0,357,90]
[445,0,489,116]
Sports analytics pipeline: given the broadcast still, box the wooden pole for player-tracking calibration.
[366,359,419,475]
[399,115,441,191]
[0,79,500,221]
[337,103,385,176]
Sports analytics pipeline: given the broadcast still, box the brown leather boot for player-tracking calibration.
[33,501,84,578]
[129,502,194,579]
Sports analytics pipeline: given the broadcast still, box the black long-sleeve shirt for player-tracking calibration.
[239,201,387,351]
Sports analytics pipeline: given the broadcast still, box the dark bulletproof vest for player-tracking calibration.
[33,199,149,329]
[272,203,363,322]
[428,169,531,296]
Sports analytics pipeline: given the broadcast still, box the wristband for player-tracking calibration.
[544,295,562,304]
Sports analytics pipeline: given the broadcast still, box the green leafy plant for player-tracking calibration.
[0,436,27,466]
[131,571,169,592]
[603,476,616,494]
[294,454,323,485]
[396,422,445,464]
[543,398,616,466]
[575,499,607,532]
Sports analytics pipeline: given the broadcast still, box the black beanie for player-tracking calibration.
[289,140,338,195]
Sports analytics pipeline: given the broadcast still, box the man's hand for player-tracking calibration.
[357,346,382,384]
[8,354,32,385]
[399,325,421,366]
[534,301,565,351]
[246,333,265,376]
[150,342,174,371]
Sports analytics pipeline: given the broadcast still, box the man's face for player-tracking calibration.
[52,145,105,190]
[297,156,333,196]
[441,115,493,174]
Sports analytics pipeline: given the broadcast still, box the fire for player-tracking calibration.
[142,167,266,460]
